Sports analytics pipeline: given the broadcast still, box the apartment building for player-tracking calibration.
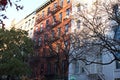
[69,0,120,80]
[15,12,35,38]
[32,0,72,79]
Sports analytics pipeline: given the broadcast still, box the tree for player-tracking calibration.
[69,0,120,65]
[0,28,34,79]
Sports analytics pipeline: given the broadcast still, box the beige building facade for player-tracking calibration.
[15,12,36,38]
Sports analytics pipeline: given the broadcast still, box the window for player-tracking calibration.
[46,19,49,29]
[54,2,57,10]
[42,11,44,18]
[46,19,49,25]
[59,12,62,21]
[65,23,69,33]
[116,53,120,69]
[31,17,34,25]
[75,61,79,73]
[54,63,58,74]
[33,37,37,43]
[58,28,61,37]
[29,31,32,36]
[81,67,85,73]
[43,48,46,56]
[64,40,68,47]
[74,29,76,33]
[40,23,43,32]
[67,0,70,3]
[62,60,67,73]
[28,20,31,27]
[44,34,48,41]
[24,22,27,29]
[114,26,120,40]
[62,61,65,73]
[44,34,48,44]
[47,63,51,74]
[38,37,42,46]
[114,26,120,69]
[77,20,81,29]
[115,78,120,80]
[77,4,81,12]
[66,8,70,16]
[60,0,63,7]
[35,26,38,32]
[53,16,56,24]
[47,7,50,15]
[56,43,60,52]
[40,64,44,74]
[20,26,23,29]
[51,30,55,38]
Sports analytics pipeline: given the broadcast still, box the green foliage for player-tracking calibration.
[0,28,34,76]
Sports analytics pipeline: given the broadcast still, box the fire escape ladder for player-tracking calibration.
[83,66,105,80]
[98,72,105,80]
[83,67,90,75]
[88,73,105,80]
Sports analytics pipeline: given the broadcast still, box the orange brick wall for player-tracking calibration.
[32,0,72,79]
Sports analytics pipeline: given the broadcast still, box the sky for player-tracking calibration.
[3,0,47,27]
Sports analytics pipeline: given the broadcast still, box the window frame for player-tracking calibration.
[59,12,62,22]
[47,63,51,74]
[77,20,81,29]
[67,0,70,3]
[54,2,57,10]
[51,30,55,38]
[47,7,51,15]
[60,0,63,7]
[42,11,44,18]
[58,27,61,37]
[75,61,79,73]
[38,37,42,46]
[116,53,120,69]
[66,8,70,16]
[65,23,69,33]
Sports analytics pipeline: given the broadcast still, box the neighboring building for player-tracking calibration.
[69,0,120,80]
[15,12,35,38]
[32,0,72,79]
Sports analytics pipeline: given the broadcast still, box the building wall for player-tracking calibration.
[69,0,120,80]
[33,0,72,79]
[15,12,35,38]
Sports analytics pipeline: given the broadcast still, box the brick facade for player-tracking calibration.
[31,0,72,79]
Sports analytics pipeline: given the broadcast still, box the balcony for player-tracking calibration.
[35,16,44,25]
[63,15,71,22]
[50,5,62,14]
[51,20,61,29]
[46,24,52,30]
[49,36,60,43]
[53,36,60,42]
[34,30,43,36]
[88,73,105,80]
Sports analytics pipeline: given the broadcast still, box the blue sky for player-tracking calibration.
[4,0,47,26]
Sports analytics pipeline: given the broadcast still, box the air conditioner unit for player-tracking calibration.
[65,15,69,19]
[64,15,70,20]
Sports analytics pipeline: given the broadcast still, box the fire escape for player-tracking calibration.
[32,2,72,79]
[83,66,105,80]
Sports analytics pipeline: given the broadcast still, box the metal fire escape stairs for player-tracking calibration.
[83,66,105,80]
